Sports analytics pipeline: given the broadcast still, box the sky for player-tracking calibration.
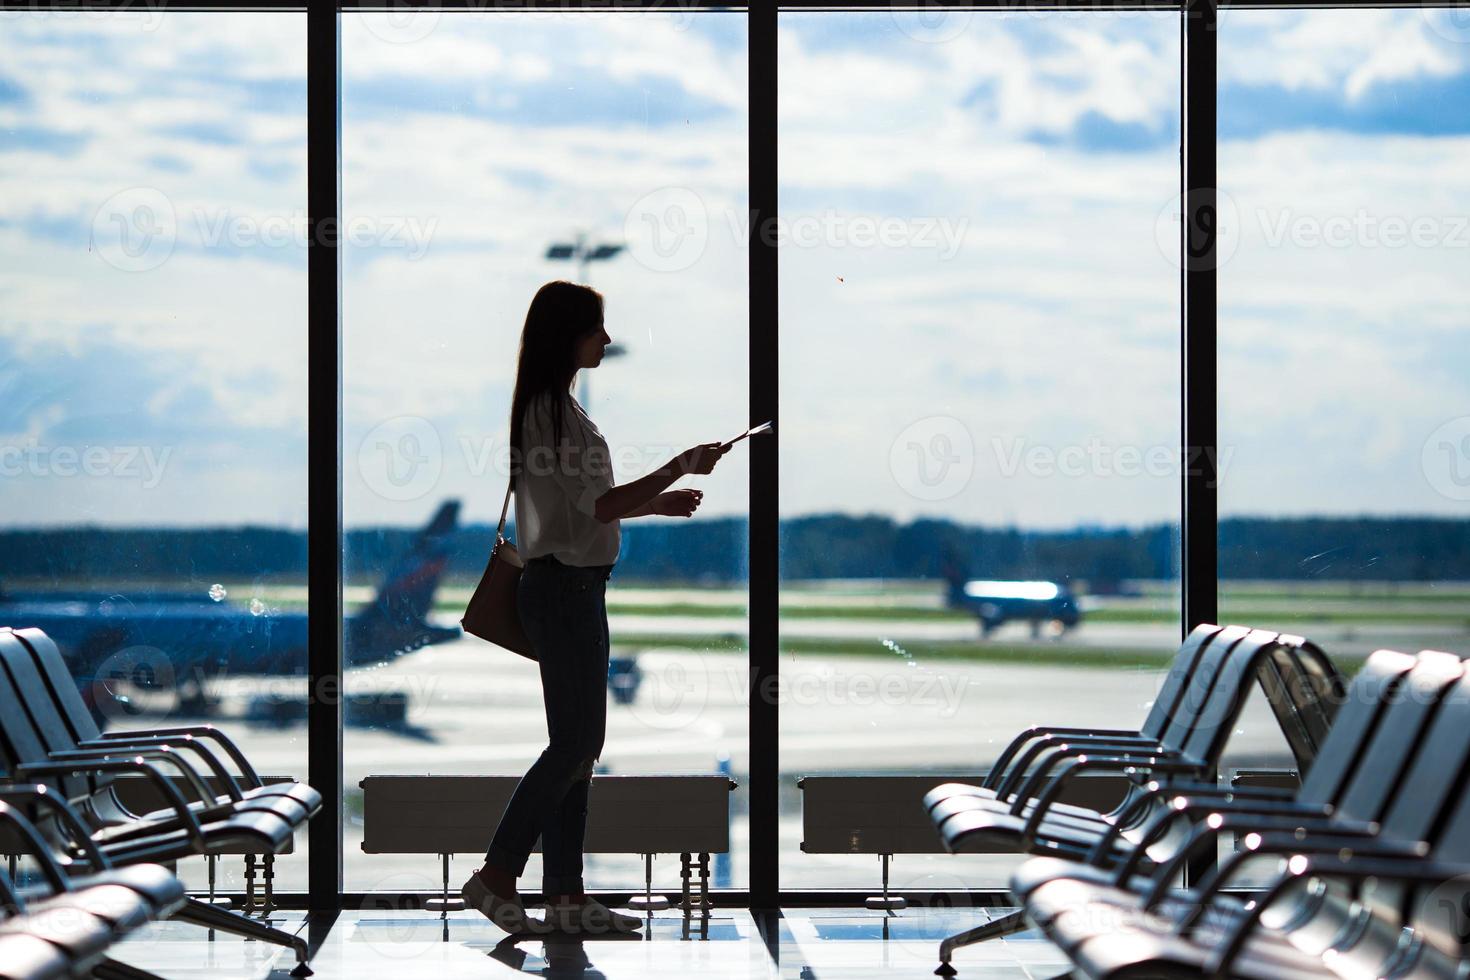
[1,7,1467,531]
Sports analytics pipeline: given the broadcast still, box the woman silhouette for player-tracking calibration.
[462,280,729,934]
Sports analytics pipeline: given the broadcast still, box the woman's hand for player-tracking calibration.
[652,489,703,518]
[676,442,730,476]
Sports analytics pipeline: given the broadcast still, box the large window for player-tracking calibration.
[0,10,308,892]
[1218,8,1470,659]
[776,9,1185,890]
[340,9,750,893]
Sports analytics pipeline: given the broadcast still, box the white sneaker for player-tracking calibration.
[540,896,644,935]
[461,872,536,933]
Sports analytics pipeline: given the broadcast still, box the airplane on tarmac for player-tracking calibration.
[0,500,644,727]
[940,549,1082,638]
[0,502,463,724]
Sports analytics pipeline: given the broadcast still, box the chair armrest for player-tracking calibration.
[996,734,1165,798]
[14,757,207,851]
[1204,847,1454,978]
[72,735,244,800]
[1017,755,1208,847]
[987,726,1146,789]
[0,784,111,874]
[1010,747,1196,814]
[0,799,72,896]
[43,746,216,807]
[1107,779,1298,832]
[85,726,263,789]
[1176,831,1428,928]
[1090,791,1332,870]
[1140,816,1381,910]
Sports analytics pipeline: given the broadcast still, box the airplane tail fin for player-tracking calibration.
[346,500,461,665]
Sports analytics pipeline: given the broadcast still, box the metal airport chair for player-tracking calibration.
[970,626,1339,819]
[0,631,315,836]
[977,624,1227,798]
[1022,651,1470,979]
[0,791,187,980]
[925,627,1320,973]
[8,627,321,816]
[930,627,1283,855]
[0,646,312,975]
[1006,647,1425,904]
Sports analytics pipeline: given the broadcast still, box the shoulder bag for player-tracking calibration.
[461,479,536,660]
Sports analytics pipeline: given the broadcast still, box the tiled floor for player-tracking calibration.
[103,906,1073,979]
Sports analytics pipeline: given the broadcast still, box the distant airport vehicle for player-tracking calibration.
[944,578,1082,638]
[0,500,643,727]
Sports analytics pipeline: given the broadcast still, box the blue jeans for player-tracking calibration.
[484,553,613,896]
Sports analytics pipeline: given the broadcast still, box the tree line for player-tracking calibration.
[2,514,1467,588]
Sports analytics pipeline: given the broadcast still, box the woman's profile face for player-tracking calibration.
[573,318,612,369]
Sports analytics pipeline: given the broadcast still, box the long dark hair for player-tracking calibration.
[508,280,605,488]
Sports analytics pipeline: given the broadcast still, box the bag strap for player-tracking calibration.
[497,480,513,541]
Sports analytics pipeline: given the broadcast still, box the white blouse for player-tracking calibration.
[513,389,621,567]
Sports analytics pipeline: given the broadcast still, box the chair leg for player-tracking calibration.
[173,896,313,977]
[935,908,1030,976]
[91,957,168,980]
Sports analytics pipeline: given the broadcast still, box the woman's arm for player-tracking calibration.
[592,457,684,524]
[592,442,727,524]
[621,498,658,519]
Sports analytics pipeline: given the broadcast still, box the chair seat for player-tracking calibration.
[25,884,152,932]
[0,906,114,959]
[21,864,184,915]
[97,808,294,864]
[926,781,1127,825]
[1027,876,1334,980]
[134,791,311,828]
[241,782,321,815]
[0,932,72,980]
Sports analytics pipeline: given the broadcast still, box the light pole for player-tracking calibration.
[546,232,626,406]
